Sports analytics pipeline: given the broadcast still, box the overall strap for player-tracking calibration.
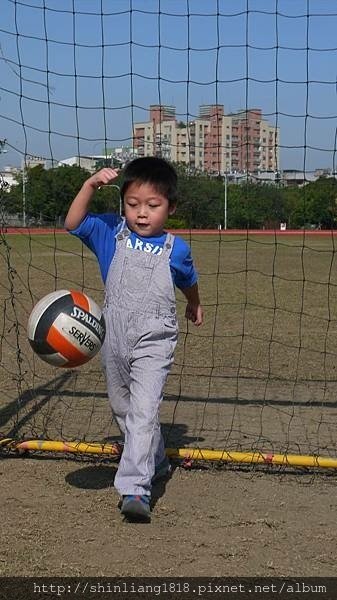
[115,217,130,241]
[162,232,175,258]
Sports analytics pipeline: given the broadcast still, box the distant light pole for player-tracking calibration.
[22,154,43,227]
[117,186,122,217]
[0,139,8,193]
[99,183,122,216]
[22,160,27,227]
[224,174,228,230]
[110,184,122,216]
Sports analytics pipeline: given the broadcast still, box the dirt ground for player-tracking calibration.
[1,454,337,578]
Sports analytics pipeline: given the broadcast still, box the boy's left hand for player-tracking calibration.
[185,303,203,326]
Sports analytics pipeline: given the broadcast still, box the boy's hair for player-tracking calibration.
[120,157,178,206]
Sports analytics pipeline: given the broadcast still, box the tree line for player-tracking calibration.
[2,163,337,229]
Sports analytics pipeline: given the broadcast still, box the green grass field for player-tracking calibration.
[1,231,337,459]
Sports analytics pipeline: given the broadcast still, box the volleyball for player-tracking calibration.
[27,289,106,368]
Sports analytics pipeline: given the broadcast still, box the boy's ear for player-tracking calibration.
[168,204,177,216]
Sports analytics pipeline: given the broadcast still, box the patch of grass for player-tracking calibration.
[1,232,337,455]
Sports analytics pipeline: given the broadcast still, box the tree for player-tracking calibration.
[281,185,302,228]
[175,165,223,228]
[5,164,107,222]
[5,159,337,230]
[227,182,287,229]
[305,177,337,228]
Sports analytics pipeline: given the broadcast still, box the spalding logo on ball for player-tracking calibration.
[27,289,106,368]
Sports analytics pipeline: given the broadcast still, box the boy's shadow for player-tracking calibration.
[65,422,203,511]
[65,464,117,490]
[65,463,173,514]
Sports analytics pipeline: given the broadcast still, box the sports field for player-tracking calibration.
[1,230,337,577]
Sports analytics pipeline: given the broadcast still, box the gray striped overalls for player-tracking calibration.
[101,221,178,497]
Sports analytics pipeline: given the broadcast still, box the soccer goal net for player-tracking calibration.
[1,1,337,469]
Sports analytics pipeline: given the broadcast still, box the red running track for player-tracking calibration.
[2,227,337,236]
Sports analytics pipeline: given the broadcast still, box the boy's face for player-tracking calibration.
[124,181,176,237]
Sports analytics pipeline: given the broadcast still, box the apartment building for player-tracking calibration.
[133,104,279,175]
[134,105,176,160]
[231,109,279,173]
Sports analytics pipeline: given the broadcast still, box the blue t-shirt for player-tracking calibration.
[69,213,198,290]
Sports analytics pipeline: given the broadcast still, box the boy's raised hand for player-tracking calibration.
[88,167,120,190]
[65,168,120,231]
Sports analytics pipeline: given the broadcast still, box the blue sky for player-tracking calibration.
[1,0,337,171]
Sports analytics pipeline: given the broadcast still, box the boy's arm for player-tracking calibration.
[64,168,119,231]
[180,282,203,327]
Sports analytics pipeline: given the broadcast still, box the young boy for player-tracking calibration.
[65,157,203,522]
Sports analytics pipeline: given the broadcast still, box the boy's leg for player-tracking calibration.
[101,349,131,436]
[154,426,167,469]
[114,353,172,497]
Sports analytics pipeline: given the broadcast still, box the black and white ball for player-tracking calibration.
[27,289,106,368]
